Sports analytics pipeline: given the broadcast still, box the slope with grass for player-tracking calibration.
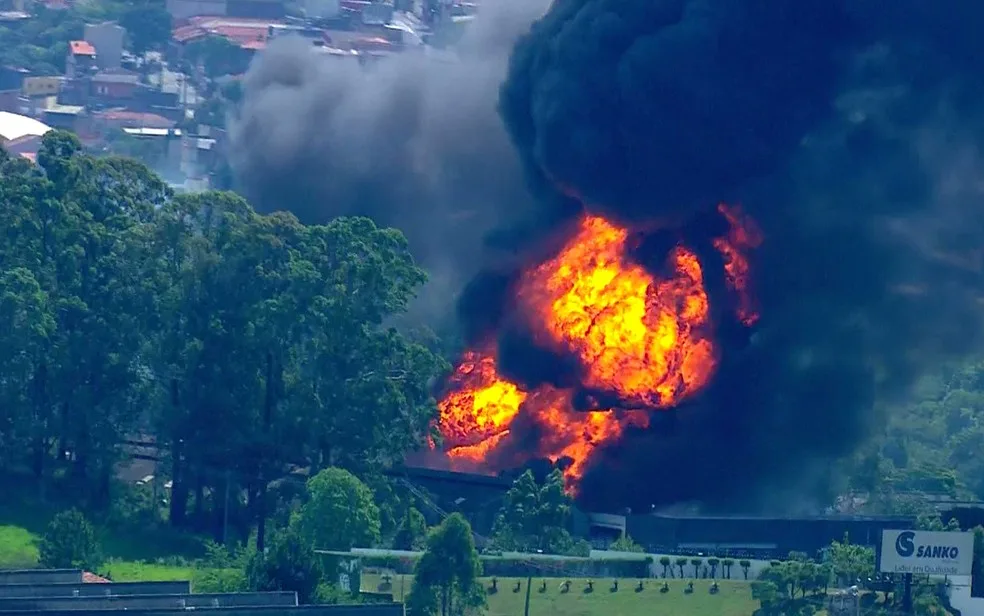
[362,574,759,616]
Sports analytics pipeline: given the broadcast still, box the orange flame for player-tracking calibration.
[520,215,716,408]
[713,204,763,326]
[434,206,759,491]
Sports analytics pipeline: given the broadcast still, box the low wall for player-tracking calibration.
[0,591,298,611]
[0,569,83,585]
[0,604,405,616]
[0,581,190,598]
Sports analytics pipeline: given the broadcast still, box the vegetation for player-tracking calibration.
[489,470,589,557]
[2,125,984,616]
[407,514,485,616]
[366,575,758,616]
[38,509,101,570]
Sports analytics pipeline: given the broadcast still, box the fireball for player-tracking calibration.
[434,205,760,491]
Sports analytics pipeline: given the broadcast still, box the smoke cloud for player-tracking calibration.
[229,0,553,317]
[461,0,984,512]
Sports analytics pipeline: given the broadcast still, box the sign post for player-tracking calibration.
[879,530,974,576]
[879,529,974,614]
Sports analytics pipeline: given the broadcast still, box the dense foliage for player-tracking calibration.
[0,131,448,549]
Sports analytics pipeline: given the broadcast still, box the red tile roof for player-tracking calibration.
[82,572,111,583]
[69,40,96,56]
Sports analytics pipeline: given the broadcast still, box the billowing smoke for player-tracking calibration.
[229,0,553,318]
[453,0,984,512]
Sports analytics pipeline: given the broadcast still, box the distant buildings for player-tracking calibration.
[84,22,125,70]
[166,0,285,20]
[66,40,97,78]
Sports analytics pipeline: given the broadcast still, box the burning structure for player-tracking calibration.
[423,0,984,513]
[236,0,984,513]
[435,204,760,492]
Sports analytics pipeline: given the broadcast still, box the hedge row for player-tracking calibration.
[359,555,652,578]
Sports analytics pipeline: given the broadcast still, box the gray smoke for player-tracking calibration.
[229,0,552,317]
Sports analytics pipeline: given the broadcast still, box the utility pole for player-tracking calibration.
[523,575,533,616]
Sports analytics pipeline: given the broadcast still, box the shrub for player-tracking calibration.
[38,509,102,570]
[192,568,248,593]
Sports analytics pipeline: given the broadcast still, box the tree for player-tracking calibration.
[246,529,323,604]
[690,558,702,578]
[707,557,720,578]
[292,468,381,551]
[751,581,782,616]
[676,557,688,578]
[184,35,250,79]
[38,509,102,569]
[120,4,172,54]
[393,506,428,551]
[490,469,576,554]
[659,556,671,578]
[722,558,735,579]
[610,534,644,553]
[827,534,874,587]
[407,513,485,616]
[740,559,751,580]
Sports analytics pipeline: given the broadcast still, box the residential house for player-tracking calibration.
[90,67,140,102]
[84,22,125,70]
[92,109,175,130]
[166,0,284,19]
[66,40,97,78]
[42,102,85,132]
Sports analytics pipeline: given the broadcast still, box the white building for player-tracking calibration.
[0,111,51,144]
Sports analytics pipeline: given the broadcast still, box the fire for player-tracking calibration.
[519,216,715,408]
[713,204,763,326]
[433,205,760,491]
[438,349,524,450]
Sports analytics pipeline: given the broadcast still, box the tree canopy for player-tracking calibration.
[407,513,484,616]
[0,130,448,548]
[292,468,381,551]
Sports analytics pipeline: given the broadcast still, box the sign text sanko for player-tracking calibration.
[879,530,974,576]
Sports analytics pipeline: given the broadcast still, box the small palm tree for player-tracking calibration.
[739,559,751,580]
[690,558,702,578]
[707,557,720,578]
[675,557,688,578]
[659,556,671,578]
[722,558,735,579]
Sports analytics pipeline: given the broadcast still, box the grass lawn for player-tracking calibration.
[97,561,197,582]
[0,475,208,571]
[362,575,760,616]
[0,524,40,568]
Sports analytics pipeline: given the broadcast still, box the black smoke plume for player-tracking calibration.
[455,0,984,512]
[229,0,552,320]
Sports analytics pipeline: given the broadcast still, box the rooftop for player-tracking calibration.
[0,111,51,142]
[92,67,139,84]
[69,40,96,56]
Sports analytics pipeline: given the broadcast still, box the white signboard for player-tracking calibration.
[879,530,974,575]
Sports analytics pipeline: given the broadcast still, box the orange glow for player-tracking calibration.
[519,216,716,408]
[437,349,524,450]
[713,204,763,325]
[434,206,760,492]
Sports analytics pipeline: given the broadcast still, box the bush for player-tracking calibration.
[359,554,650,578]
[246,529,323,604]
[39,509,102,570]
[192,568,248,593]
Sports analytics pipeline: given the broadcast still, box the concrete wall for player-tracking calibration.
[0,570,83,585]
[0,605,405,616]
[0,591,298,611]
[84,22,124,70]
[0,581,190,598]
